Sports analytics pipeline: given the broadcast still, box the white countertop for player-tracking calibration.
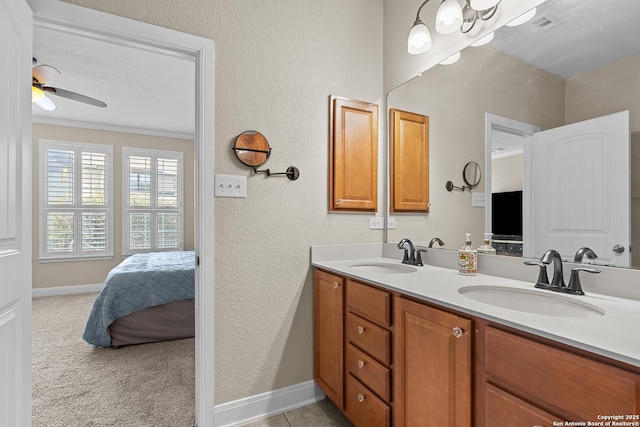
[312,248,640,369]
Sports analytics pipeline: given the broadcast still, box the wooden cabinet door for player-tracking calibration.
[313,269,345,409]
[330,96,378,211]
[389,109,429,212]
[394,297,472,427]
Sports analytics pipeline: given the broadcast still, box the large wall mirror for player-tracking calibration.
[387,0,640,269]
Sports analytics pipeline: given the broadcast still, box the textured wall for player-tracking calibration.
[492,154,524,193]
[61,0,384,403]
[32,123,195,288]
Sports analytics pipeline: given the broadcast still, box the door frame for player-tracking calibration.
[484,113,540,246]
[28,1,215,425]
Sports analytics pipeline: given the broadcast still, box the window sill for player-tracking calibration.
[38,255,114,264]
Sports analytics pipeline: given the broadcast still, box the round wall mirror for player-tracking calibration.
[233,131,271,167]
[462,161,481,188]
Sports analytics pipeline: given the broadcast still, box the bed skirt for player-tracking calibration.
[108,298,195,347]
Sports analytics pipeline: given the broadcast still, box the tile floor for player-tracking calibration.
[240,399,353,426]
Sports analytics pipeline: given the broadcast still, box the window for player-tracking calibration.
[40,140,113,260]
[123,147,183,254]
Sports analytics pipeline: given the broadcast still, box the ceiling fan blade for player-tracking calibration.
[32,64,61,85]
[43,87,107,108]
[35,94,57,111]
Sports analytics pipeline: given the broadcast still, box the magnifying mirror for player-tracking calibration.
[462,161,481,188]
[233,130,271,168]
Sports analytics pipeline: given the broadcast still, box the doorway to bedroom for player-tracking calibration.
[29,1,214,425]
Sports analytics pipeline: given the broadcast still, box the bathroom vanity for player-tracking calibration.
[312,245,640,427]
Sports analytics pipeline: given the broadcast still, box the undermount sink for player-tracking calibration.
[458,285,605,318]
[350,262,417,274]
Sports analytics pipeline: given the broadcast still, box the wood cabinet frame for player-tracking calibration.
[329,96,379,212]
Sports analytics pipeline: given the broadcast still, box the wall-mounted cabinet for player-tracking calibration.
[389,109,429,212]
[329,96,378,212]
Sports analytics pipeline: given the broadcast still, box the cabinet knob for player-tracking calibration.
[333,282,340,289]
[452,327,463,338]
[357,394,365,403]
[357,326,365,334]
[336,199,343,205]
[357,360,365,368]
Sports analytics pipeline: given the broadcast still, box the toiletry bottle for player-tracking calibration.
[458,233,478,275]
[478,232,497,255]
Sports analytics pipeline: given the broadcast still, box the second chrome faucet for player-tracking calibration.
[525,248,600,295]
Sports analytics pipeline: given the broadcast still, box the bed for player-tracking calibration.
[83,250,195,348]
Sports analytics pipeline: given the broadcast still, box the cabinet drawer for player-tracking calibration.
[485,383,557,427]
[345,374,390,427]
[346,312,391,365]
[346,344,391,402]
[485,327,640,418]
[346,279,391,327]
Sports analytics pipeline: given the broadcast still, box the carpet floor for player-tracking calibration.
[32,293,195,427]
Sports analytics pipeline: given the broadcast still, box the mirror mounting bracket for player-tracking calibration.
[253,166,300,181]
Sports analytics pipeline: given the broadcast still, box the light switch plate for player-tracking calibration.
[215,174,247,198]
[472,192,486,207]
[369,217,384,230]
[387,216,396,229]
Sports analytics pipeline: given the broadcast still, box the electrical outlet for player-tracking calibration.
[214,174,247,198]
[387,216,396,229]
[472,192,486,207]
[369,217,384,230]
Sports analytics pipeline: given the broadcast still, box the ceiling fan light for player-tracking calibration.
[408,20,432,54]
[32,86,45,102]
[440,51,461,65]
[435,0,463,34]
[506,7,537,27]
[470,31,494,47]
[469,0,500,11]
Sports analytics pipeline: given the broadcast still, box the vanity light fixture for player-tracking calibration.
[408,0,501,55]
[470,31,494,47]
[440,51,461,65]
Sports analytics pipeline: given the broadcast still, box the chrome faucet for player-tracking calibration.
[428,237,445,248]
[524,249,600,295]
[397,238,422,266]
[573,247,597,263]
[541,249,565,288]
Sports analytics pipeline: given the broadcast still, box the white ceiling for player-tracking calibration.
[32,25,195,138]
[490,0,640,79]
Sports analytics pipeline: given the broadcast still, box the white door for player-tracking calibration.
[526,111,630,266]
[0,0,33,425]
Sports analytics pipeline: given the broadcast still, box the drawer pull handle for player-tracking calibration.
[357,326,365,334]
[333,282,340,289]
[357,360,365,368]
[452,327,463,338]
[357,393,365,403]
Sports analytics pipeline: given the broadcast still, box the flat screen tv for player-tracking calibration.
[492,190,523,240]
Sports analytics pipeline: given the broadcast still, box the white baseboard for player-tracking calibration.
[32,283,103,298]
[214,380,326,427]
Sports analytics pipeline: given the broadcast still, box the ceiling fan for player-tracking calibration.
[32,58,107,111]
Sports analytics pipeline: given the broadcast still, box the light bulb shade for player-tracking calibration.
[408,21,432,55]
[506,7,536,27]
[469,0,500,11]
[470,31,494,47]
[440,51,461,65]
[32,86,45,102]
[435,0,463,34]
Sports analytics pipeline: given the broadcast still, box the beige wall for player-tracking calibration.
[387,46,565,247]
[565,53,640,267]
[60,0,384,403]
[492,154,523,193]
[32,123,195,288]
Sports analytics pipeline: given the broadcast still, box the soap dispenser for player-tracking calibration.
[478,232,497,255]
[458,233,477,276]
